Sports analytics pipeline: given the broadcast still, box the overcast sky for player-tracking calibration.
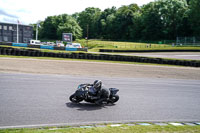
[0,0,154,25]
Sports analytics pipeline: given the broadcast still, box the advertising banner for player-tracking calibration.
[62,33,72,42]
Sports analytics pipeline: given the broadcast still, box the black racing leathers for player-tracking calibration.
[89,85,110,104]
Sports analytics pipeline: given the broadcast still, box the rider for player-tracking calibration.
[89,80,110,105]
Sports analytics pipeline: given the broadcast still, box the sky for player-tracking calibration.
[0,0,154,25]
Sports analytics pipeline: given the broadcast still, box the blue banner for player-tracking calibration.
[12,43,28,47]
[66,48,77,51]
[40,45,54,50]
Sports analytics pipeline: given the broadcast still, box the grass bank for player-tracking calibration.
[1,125,200,133]
[75,39,200,52]
[76,39,169,49]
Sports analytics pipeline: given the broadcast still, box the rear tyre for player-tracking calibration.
[69,94,83,103]
[109,94,119,103]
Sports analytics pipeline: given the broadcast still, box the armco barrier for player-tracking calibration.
[0,46,200,67]
[54,46,66,50]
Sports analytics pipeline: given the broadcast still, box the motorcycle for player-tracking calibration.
[69,84,119,105]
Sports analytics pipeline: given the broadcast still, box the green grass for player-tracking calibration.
[76,39,169,52]
[76,39,169,48]
[74,39,200,52]
[0,125,200,133]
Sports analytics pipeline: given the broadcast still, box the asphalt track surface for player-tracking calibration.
[0,73,200,128]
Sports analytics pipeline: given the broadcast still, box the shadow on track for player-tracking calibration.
[66,102,115,111]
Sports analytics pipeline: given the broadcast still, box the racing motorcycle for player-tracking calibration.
[69,84,119,105]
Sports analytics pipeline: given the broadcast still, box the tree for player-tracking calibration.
[189,0,200,36]
[56,14,82,40]
[37,0,195,41]
[39,14,82,40]
[112,4,140,40]
[41,16,57,39]
[158,0,189,39]
[99,7,117,39]
[141,2,164,40]
[77,7,101,39]
[141,0,189,40]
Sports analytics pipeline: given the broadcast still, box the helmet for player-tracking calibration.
[93,80,102,91]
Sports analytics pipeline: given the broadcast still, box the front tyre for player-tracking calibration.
[69,94,83,103]
[109,94,119,104]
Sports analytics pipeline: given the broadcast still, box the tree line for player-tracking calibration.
[34,0,200,41]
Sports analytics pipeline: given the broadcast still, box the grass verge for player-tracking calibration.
[75,39,200,52]
[0,125,200,133]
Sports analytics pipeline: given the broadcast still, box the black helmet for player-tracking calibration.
[93,80,102,91]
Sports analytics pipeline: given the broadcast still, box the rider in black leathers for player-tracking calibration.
[89,80,110,105]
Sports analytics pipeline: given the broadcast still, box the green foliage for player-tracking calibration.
[56,14,82,40]
[141,0,189,40]
[1,125,200,133]
[189,0,200,36]
[38,14,82,40]
[77,7,102,39]
[34,0,199,42]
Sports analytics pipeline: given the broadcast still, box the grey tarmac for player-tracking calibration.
[0,73,200,128]
[0,57,200,128]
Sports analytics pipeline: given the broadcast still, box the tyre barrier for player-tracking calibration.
[0,46,200,67]
[0,42,12,46]
[100,49,200,52]
[28,44,40,48]
[54,46,66,51]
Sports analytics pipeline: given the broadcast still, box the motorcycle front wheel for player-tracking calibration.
[109,94,119,104]
[69,94,83,103]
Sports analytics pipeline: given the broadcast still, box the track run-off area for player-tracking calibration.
[0,57,200,128]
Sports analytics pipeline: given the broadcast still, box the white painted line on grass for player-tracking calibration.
[110,124,122,127]
[169,123,184,126]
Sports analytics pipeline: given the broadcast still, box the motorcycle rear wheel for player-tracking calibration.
[109,94,119,103]
[69,94,83,103]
